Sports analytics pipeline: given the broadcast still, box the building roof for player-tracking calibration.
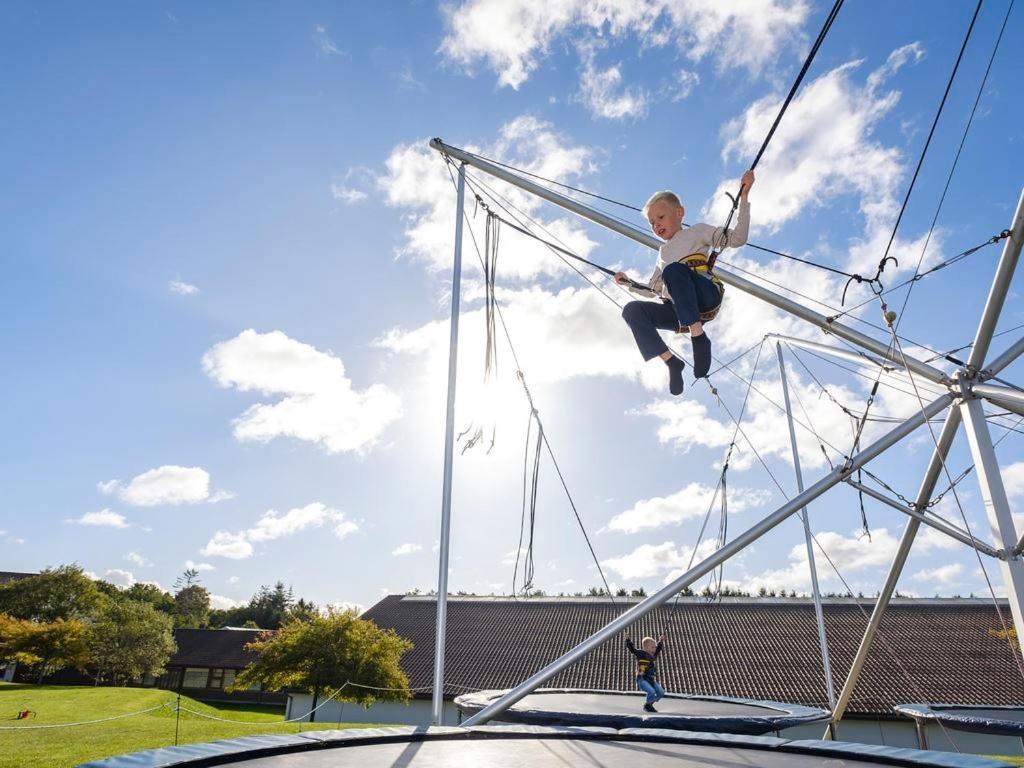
[0,571,36,584]
[169,628,267,669]
[360,595,1024,718]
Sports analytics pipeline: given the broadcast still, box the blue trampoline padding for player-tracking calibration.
[895,703,1024,736]
[76,723,1010,768]
[455,687,831,734]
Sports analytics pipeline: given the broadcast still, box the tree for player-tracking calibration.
[0,615,90,683]
[0,565,103,622]
[288,598,320,624]
[232,609,413,722]
[89,599,176,685]
[123,583,175,614]
[174,584,210,629]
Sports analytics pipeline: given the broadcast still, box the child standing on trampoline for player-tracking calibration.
[625,634,667,712]
[615,170,754,395]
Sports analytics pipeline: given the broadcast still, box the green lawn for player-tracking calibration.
[0,682,378,768]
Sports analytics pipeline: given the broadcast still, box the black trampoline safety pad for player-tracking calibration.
[77,724,1009,768]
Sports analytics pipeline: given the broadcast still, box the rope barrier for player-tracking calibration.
[0,701,174,730]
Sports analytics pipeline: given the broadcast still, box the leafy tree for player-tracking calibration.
[173,584,210,629]
[89,599,176,684]
[174,568,201,590]
[232,609,413,722]
[288,598,320,624]
[0,615,90,683]
[123,583,175,614]
[0,565,103,622]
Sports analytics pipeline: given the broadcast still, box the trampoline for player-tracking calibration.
[895,703,1024,750]
[77,724,1009,768]
[455,687,831,735]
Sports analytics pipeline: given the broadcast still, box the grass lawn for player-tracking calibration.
[0,682,379,768]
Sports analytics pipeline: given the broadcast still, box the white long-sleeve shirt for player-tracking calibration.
[629,201,750,299]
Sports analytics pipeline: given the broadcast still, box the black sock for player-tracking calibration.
[665,355,686,396]
[692,333,712,378]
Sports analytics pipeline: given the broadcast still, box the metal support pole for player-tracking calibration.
[429,139,949,387]
[844,478,1002,558]
[828,406,962,735]
[767,333,893,373]
[431,162,466,725]
[462,393,953,726]
[776,342,836,709]
[972,383,1024,419]
[983,335,1024,380]
[966,188,1024,373]
[960,396,1024,640]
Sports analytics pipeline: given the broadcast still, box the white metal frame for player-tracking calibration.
[427,138,1024,732]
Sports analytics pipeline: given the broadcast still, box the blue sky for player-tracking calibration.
[2,0,1023,614]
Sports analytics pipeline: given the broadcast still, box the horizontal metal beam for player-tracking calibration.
[461,392,954,726]
[844,479,1002,558]
[430,139,950,387]
[767,333,894,371]
[972,383,1024,419]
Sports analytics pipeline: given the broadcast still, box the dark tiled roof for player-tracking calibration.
[169,628,267,669]
[0,571,36,584]
[360,596,1024,717]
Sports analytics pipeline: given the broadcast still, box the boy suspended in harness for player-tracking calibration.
[625,634,666,712]
[615,170,754,396]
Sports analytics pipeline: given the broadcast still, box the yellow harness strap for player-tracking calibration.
[680,252,725,323]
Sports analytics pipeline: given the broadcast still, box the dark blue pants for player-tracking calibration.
[621,262,722,361]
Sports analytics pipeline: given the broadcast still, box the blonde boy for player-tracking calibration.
[615,170,754,395]
[625,634,667,712]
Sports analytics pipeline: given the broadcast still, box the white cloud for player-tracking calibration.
[741,527,900,593]
[201,503,358,559]
[201,531,253,560]
[912,562,963,587]
[439,0,809,90]
[331,185,367,204]
[331,167,375,205]
[209,594,243,610]
[169,280,199,296]
[203,330,401,454]
[1003,461,1024,499]
[577,40,647,120]
[607,482,770,533]
[207,489,235,504]
[104,568,136,588]
[378,117,598,281]
[105,466,212,507]
[184,560,215,572]
[602,541,692,580]
[76,509,128,528]
[124,552,151,567]
[248,503,343,543]
[392,543,423,556]
[228,576,240,584]
[313,25,341,57]
[708,43,942,286]
[672,69,700,101]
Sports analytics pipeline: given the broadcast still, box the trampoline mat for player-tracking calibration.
[214,738,970,768]
[455,689,830,734]
[512,691,780,717]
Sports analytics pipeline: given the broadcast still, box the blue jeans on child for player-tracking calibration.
[621,261,722,361]
[637,676,665,704]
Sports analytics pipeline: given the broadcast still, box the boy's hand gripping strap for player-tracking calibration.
[706,190,739,273]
